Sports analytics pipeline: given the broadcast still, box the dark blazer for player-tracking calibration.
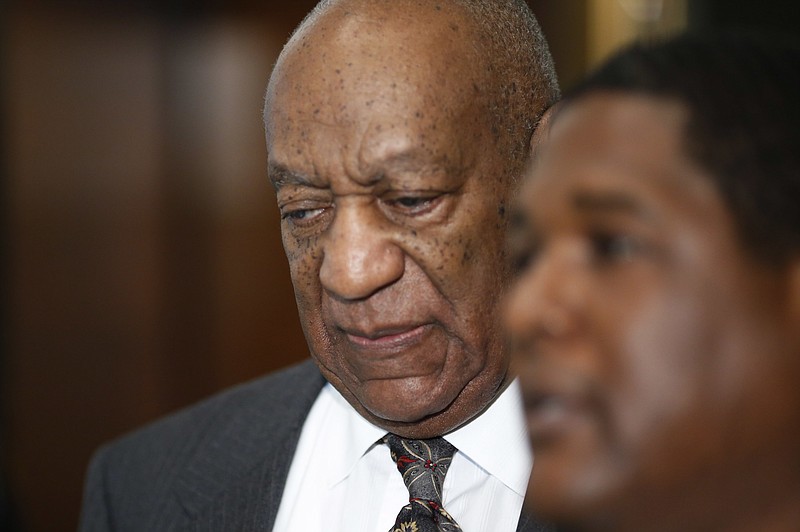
[80,360,552,531]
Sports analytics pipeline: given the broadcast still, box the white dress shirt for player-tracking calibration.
[273,379,532,531]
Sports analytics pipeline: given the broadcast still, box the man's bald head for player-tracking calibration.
[266,0,559,180]
[263,0,559,437]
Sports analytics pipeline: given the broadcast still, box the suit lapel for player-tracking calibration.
[173,360,325,530]
[179,430,304,531]
[516,509,557,532]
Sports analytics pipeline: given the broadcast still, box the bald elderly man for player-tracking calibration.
[80,1,559,530]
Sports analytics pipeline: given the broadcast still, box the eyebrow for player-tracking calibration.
[268,163,319,190]
[268,151,457,191]
[571,190,653,220]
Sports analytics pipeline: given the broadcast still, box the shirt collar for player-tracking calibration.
[319,379,532,496]
[443,379,532,496]
[320,383,387,488]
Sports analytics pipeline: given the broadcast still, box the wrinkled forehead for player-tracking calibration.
[264,1,486,136]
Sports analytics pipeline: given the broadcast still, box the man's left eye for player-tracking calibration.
[394,197,431,208]
[590,232,641,263]
[383,194,440,214]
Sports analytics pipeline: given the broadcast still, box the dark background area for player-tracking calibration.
[1,0,797,529]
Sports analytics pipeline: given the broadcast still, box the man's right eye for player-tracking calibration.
[507,211,541,274]
[281,207,327,224]
[510,241,542,275]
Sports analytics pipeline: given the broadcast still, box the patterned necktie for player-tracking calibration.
[384,434,463,532]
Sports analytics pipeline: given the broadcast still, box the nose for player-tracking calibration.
[319,202,404,300]
[504,244,580,342]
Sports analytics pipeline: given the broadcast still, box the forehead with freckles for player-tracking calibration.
[266,0,485,109]
[264,0,495,180]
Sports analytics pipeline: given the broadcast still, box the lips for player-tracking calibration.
[333,321,449,382]
[337,322,438,354]
[344,323,428,345]
[521,378,595,446]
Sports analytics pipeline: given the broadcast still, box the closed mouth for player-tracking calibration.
[342,323,433,350]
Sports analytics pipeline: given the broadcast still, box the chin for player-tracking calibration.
[361,394,453,428]
[527,452,630,531]
[358,392,473,439]
[359,373,462,415]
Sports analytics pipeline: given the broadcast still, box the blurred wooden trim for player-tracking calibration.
[587,0,687,68]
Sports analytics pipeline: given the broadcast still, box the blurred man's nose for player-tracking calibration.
[319,202,404,300]
[505,243,581,341]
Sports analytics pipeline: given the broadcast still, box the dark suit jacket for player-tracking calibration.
[80,360,552,531]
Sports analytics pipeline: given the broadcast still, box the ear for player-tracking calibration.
[529,102,559,158]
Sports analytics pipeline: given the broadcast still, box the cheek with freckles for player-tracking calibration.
[283,233,323,312]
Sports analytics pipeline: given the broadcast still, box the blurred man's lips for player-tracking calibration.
[524,387,588,444]
[343,323,432,350]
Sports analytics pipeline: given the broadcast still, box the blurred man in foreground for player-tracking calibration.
[506,33,800,531]
[81,0,560,530]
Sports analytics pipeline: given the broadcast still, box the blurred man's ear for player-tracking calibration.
[529,103,559,158]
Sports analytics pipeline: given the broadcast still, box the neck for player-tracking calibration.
[612,474,800,532]
[724,489,800,532]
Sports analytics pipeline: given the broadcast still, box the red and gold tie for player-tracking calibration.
[385,434,462,532]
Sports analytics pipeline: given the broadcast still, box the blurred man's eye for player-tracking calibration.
[589,231,641,263]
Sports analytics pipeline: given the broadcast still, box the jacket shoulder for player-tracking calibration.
[80,360,324,531]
